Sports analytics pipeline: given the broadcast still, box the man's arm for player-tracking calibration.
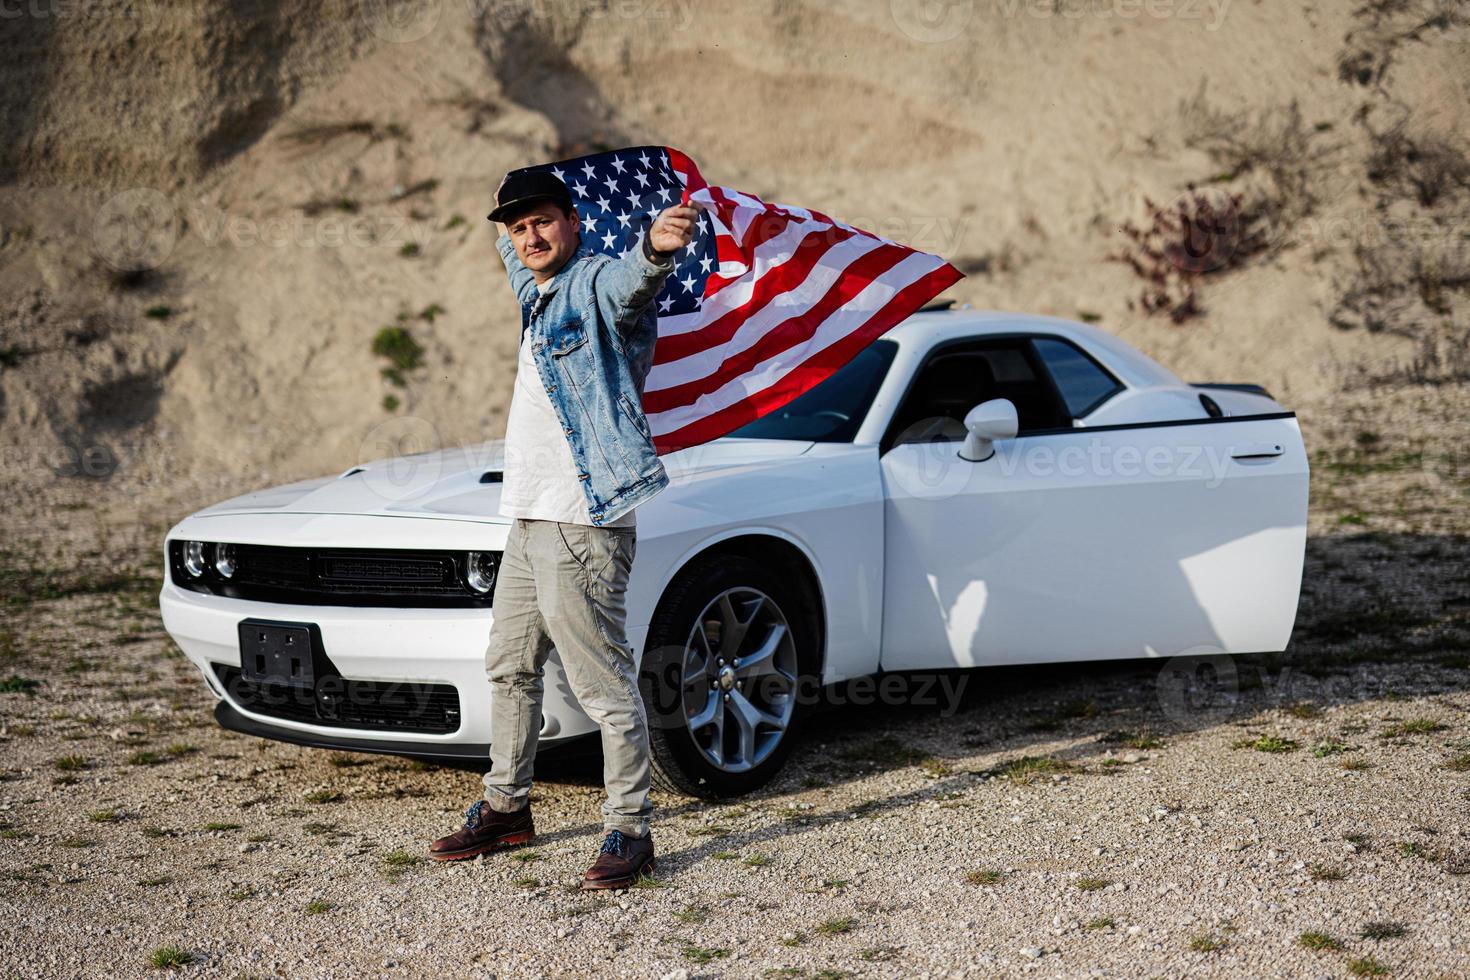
[495,232,540,306]
[594,205,701,339]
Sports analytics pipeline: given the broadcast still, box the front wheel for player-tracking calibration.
[640,554,817,798]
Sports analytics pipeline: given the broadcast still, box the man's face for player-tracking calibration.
[504,202,580,282]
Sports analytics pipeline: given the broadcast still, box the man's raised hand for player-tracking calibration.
[649,204,702,255]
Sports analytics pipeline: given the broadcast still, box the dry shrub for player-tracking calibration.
[1111,189,1273,323]
[1177,83,1335,225]
[1338,0,1469,88]
[1366,120,1470,207]
[1115,86,1337,323]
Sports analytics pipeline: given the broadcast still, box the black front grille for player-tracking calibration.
[169,542,498,608]
[213,665,461,735]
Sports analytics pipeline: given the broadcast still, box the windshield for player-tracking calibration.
[726,339,899,442]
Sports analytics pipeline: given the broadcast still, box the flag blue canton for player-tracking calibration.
[527,147,715,316]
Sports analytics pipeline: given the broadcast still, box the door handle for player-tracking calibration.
[1231,443,1284,461]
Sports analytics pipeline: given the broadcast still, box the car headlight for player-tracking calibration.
[465,551,497,594]
[182,540,207,578]
[214,543,237,579]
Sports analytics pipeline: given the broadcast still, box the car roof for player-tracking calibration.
[883,309,1184,389]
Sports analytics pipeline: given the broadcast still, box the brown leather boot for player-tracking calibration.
[580,829,656,890]
[428,799,534,862]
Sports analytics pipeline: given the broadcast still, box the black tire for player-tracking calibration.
[639,552,818,798]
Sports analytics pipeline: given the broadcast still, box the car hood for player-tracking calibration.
[192,437,816,523]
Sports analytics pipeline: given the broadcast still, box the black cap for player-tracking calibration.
[487,168,574,223]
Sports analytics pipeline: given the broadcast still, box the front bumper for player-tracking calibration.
[161,579,610,752]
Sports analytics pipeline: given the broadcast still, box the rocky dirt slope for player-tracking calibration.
[1,0,1466,523]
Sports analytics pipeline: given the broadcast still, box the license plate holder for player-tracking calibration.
[238,620,315,689]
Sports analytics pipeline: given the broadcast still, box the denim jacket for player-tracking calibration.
[496,231,674,526]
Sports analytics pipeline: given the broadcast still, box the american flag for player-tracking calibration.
[520,146,963,453]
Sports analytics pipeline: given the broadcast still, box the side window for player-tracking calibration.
[884,340,1071,451]
[1031,337,1122,418]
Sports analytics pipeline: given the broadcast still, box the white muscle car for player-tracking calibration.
[159,308,1309,797]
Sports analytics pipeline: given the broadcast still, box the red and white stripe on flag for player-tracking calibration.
[646,147,963,453]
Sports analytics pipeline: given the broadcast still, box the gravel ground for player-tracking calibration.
[2,389,1468,979]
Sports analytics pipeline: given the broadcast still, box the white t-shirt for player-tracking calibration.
[498,282,636,527]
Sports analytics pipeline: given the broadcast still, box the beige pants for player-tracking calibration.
[482,517,653,837]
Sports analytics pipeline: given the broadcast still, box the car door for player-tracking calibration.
[877,335,1308,670]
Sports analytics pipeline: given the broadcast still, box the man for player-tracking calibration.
[428,168,699,890]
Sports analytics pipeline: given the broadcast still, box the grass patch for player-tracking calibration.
[815,916,856,936]
[1189,934,1226,952]
[1380,718,1446,738]
[687,823,731,837]
[0,675,41,694]
[1233,735,1299,753]
[148,945,193,970]
[53,754,88,772]
[1313,741,1353,757]
[673,904,708,924]
[1445,753,1470,772]
[1087,916,1117,930]
[305,899,333,915]
[382,850,421,878]
[137,876,171,887]
[965,869,1005,885]
[680,945,728,964]
[742,852,772,868]
[127,751,166,766]
[711,850,738,861]
[304,789,343,804]
[508,849,541,863]
[87,809,120,823]
[839,736,932,769]
[512,877,540,888]
[1347,957,1391,977]
[1110,731,1164,750]
[202,822,240,832]
[1360,921,1407,940]
[1300,930,1344,951]
[1341,758,1373,771]
[1075,876,1112,892]
[984,756,1079,784]
[372,325,425,388]
[1308,863,1345,881]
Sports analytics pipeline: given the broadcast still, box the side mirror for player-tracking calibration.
[958,398,1018,462]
